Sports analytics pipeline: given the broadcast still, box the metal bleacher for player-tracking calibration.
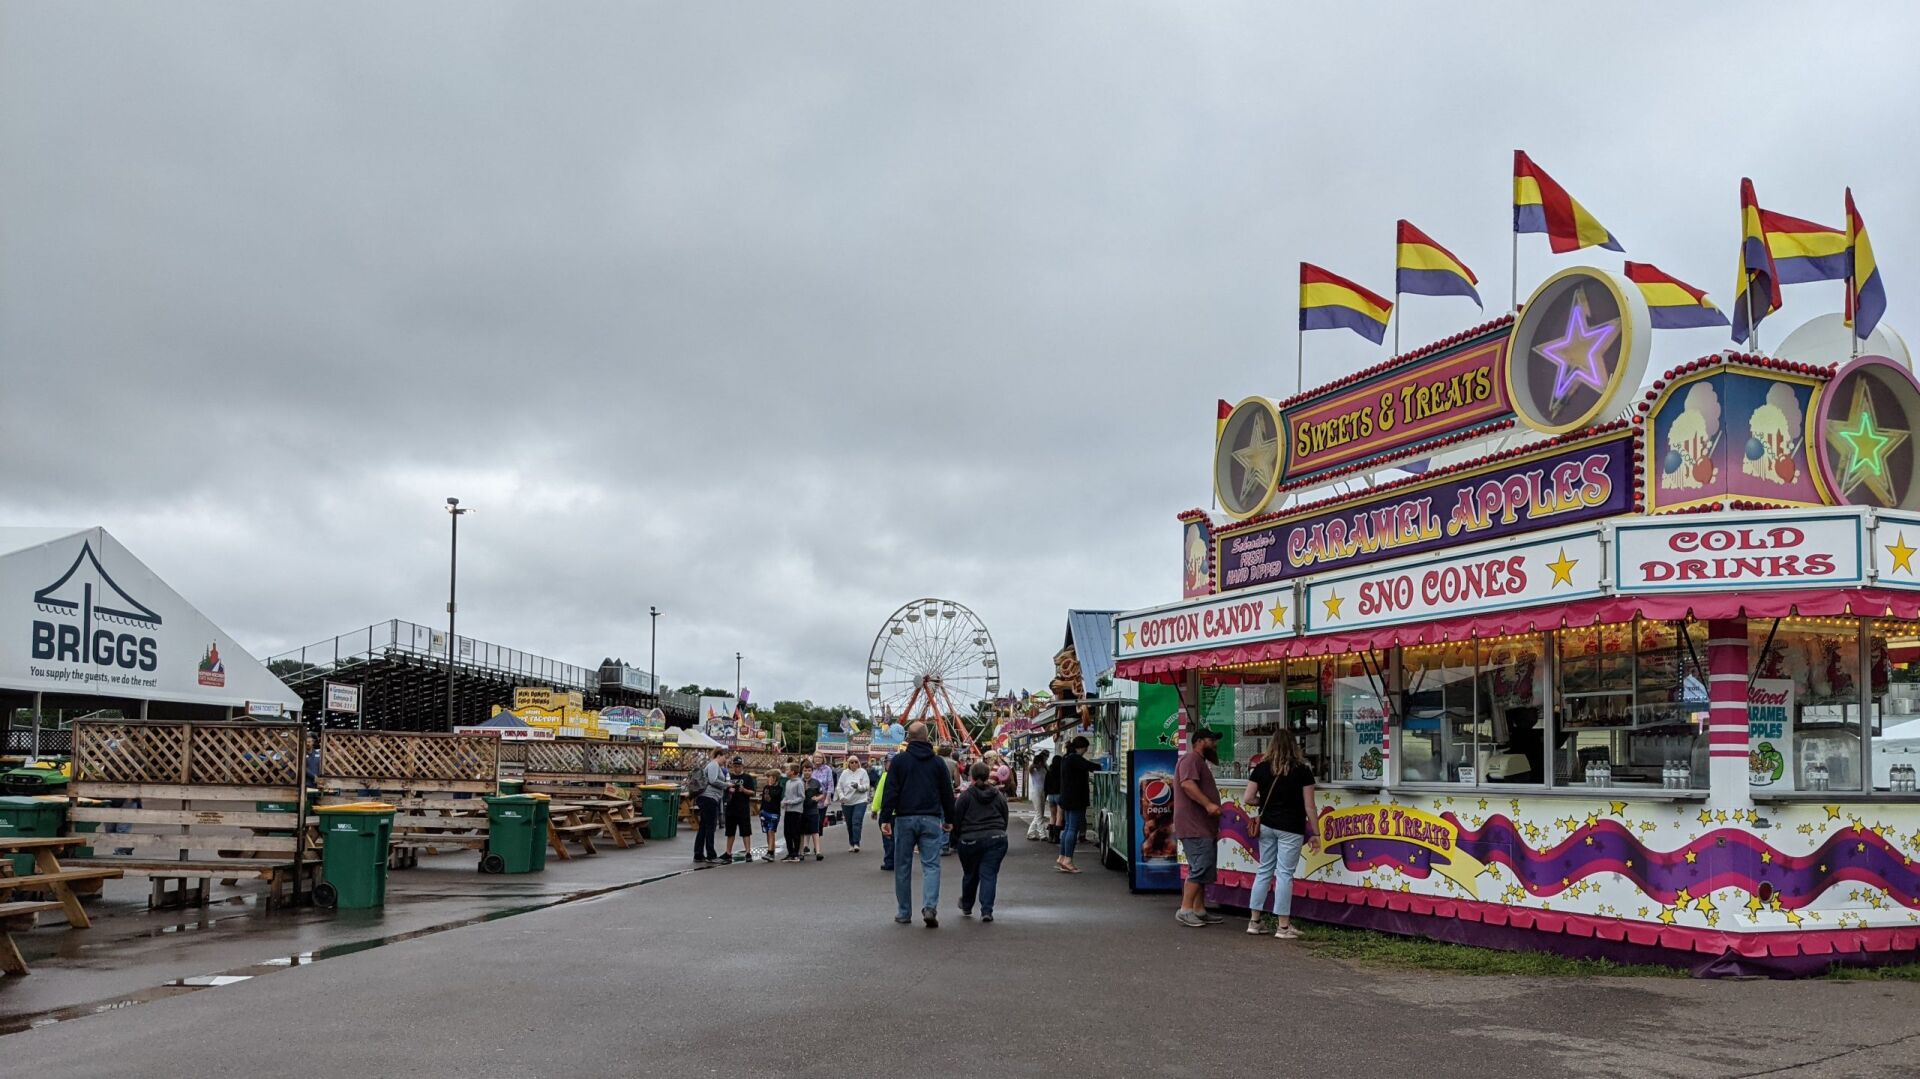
[266,619,698,733]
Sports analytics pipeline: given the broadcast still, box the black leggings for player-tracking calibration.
[783,811,806,858]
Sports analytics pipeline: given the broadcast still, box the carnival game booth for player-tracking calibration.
[1115,266,1920,975]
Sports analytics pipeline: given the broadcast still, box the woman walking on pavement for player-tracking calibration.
[781,763,808,862]
[838,753,872,852]
[1243,730,1320,939]
[1025,750,1051,841]
[810,755,836,859]
[954,762,1010,922]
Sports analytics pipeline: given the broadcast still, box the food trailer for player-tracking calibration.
[1112,267,1920,974]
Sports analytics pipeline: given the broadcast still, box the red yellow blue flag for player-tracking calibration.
[1395,220,1481,307]
[1624,262,1728,330]
[1513,151,1622,254]
[1300,264,1393,345]
[1760,207,1848,284]
[1733,178,1781,345]
[1847,188,1886,340]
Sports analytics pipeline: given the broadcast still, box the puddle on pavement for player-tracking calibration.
[0,867,693,1038]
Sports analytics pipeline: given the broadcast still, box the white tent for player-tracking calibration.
[673,727,723,749]
[0,526,302,714]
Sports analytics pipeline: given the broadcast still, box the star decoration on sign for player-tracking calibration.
[1546,548,1579,588]
[1536,290,1620,410]
[1122,628,1137,649]
[1826,377,1910,504]
[1321,591,1344,620]
[1231,413,1279,504]
[1267,601,1287,626]
[1888,533,1918,575]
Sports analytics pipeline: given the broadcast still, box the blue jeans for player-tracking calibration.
[1250,829,1306,916]
[957,834,1008,915]
[844,804,867,848]
[1059,808,1086,860]
[891,815,944,918]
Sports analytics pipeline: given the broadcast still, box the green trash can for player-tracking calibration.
[0,795,66,876]
[315,802,394,910]
[482,794,545,874]
[638,785,680,841]
[498,779,524,795]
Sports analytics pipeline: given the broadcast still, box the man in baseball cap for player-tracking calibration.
[1172,726,1225,927]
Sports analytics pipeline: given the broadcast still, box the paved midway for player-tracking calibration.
[5,836,1919,1078]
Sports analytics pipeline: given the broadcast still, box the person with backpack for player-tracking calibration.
[879,722,957,927]
[953,761,1010,922]
[692,748,728,865]
[780,763,808,862]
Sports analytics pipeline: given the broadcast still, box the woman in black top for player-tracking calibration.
[953,762,1011,921]
[1242,730,1320,939]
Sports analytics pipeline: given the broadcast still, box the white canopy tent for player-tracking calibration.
[0,528,302,739]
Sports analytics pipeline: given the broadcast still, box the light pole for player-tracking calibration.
[445,497,469,730]
[735,652,742,701]
[649,606,660,700]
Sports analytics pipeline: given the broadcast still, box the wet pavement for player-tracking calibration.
[4,825,1920,1077]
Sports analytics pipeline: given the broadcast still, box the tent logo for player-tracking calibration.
[30,540,162,672]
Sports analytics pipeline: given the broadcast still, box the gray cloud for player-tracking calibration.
[5,2,1918,705]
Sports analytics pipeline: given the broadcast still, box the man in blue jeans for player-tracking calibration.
[878,722,957,927]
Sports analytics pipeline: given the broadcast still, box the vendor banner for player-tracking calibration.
[1747,678,1794,789]
[1611,511,1865,593]
[1304,526,1604,634]
[1280,330,1512,484]
[1297,802,1488,898]
[1114,584,1294,661]
[1217,433,1632,591]
[1129,749,1182,892]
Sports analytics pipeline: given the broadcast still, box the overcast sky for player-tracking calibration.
[4,3,1917,708]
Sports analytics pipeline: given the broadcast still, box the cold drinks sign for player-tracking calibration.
[1611,513,1865,592]
[1113,584,1294,661]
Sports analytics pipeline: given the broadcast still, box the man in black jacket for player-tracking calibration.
[879,722,957,927]
[1055,736,1096,873]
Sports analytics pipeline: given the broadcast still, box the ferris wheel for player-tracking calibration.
[866,598,1000,753]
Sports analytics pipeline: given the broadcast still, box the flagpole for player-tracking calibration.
[1392,290,1401,356]
[1296,324,1305,395]
[1509,228,1519,312]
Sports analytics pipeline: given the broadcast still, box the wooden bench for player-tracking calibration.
[0,836,124,976]
[568,795,649,849]
[544,804,601,859]
[64,782,317,909]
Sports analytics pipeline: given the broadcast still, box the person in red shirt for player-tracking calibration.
[1171,726,1224,928]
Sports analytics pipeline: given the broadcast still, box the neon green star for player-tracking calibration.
[1827,378,1909,504]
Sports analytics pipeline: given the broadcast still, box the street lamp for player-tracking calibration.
[649,606,660,700]
[735,652,742,701]
[445,497,469,730]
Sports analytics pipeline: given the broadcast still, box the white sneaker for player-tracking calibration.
[1246,919,1267,935]
[1175,909,1207,928]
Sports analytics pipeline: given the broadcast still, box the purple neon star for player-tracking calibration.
[1536,295,1619,402]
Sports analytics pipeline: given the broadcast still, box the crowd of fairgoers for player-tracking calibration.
[679,725,1107,926]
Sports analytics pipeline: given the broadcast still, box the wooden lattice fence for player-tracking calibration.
[74,720,304,788]
[524,740,649,779]
[319,731,499,790]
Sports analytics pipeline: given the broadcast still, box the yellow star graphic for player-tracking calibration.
[1322,591,1344,620]
[1715,810,1728,823]
[1825,805,1842,820]
[1477,799,1488,810]
[1676,887,1692,904]
[1694,895,1716,913]
[1267,601,1287,627]
[1122,628,1137,649]
[1745,894,1764,916]
[1658,908,1677,925]
[1890,533,1919,574]
[1858,842,1868,853]
[1609,801,1627,816]
[1546,547,1579,587]
[1637,906,1650,918]
[1784,909,1802,926]
[1685,850,1698,864]
[1697,809,1714,824]
[1584,836,1594,846]
[1760,851,1772,864]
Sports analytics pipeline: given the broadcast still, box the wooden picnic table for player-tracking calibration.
[568,798,649,849]
[0,836,123,976]
[543,803,604,860]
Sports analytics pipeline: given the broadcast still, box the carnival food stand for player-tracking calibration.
[1113,266,1920,974]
